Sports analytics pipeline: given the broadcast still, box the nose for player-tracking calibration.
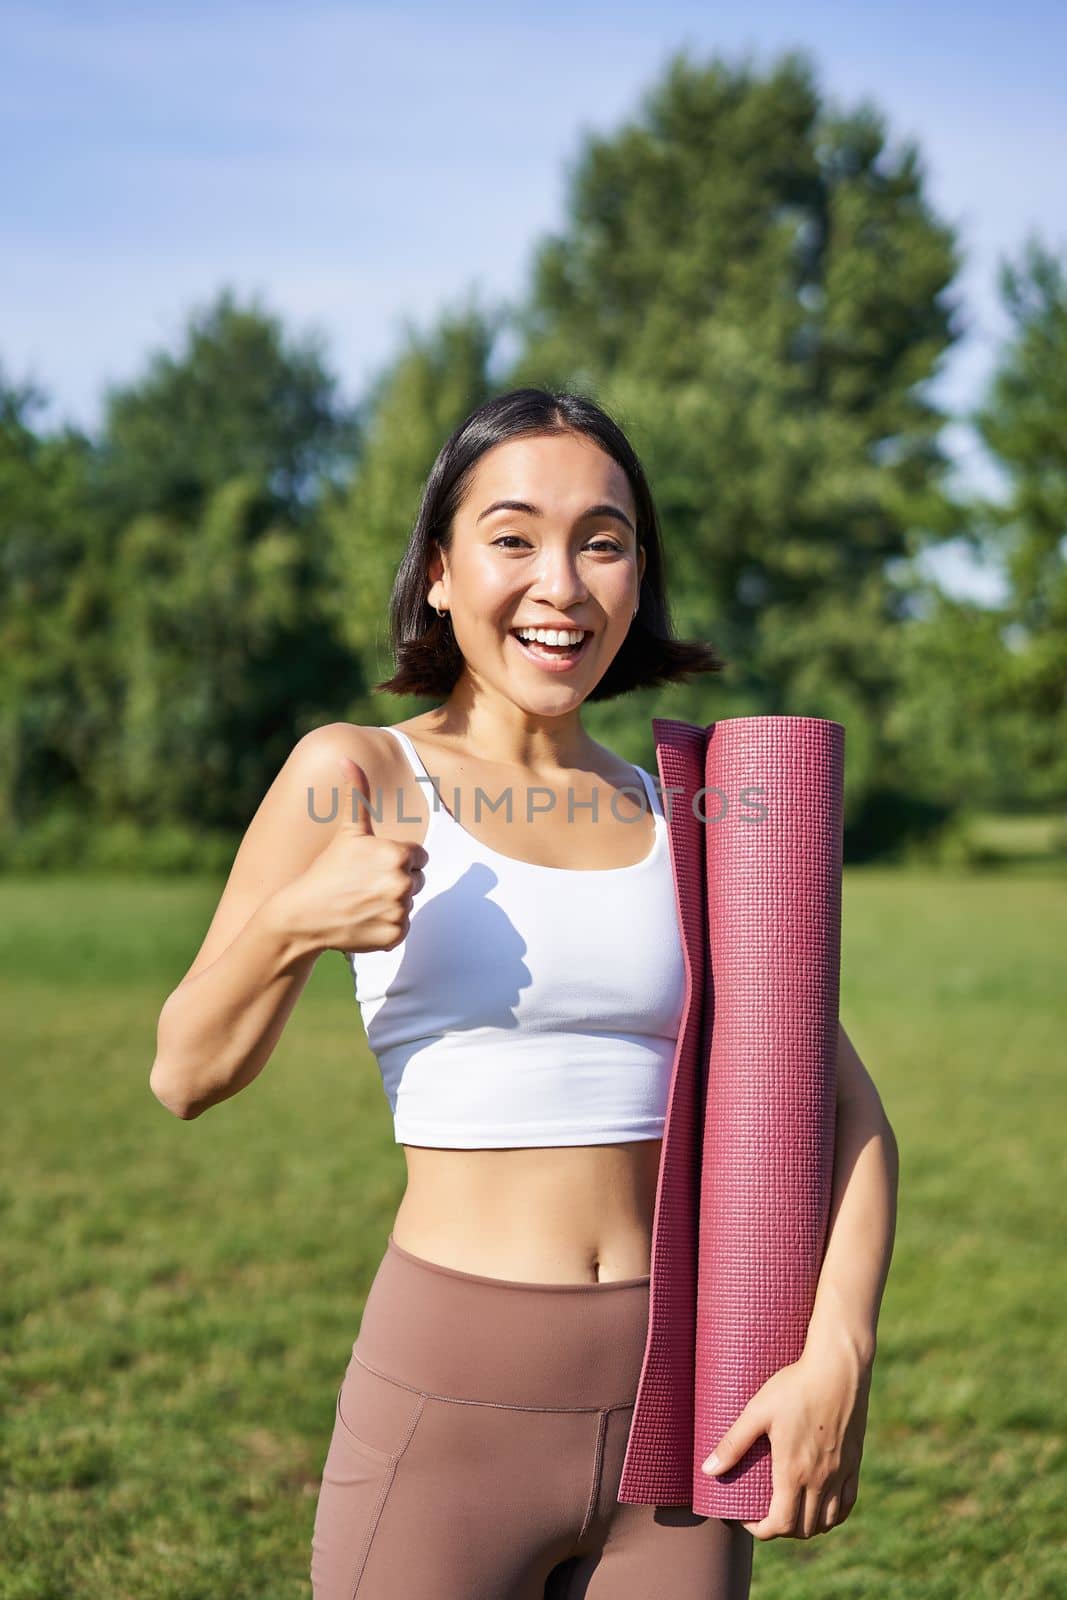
[527,549,590,611]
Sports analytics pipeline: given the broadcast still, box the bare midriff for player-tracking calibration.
[391,1138,663,1284]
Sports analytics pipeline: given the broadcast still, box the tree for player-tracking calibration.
[98,473,364,829]
[96,285,362,529]
[501,47,970,843]
[0,365,111,833]
[2,292,369,846]
[967,235,1067,806]
[887,585,1029,812]
[321,293,504,728]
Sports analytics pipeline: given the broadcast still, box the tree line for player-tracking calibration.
[2,50,1063,870]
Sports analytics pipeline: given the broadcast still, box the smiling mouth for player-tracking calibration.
[509,628,592,663]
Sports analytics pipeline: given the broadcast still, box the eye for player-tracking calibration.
[490,535,625,553]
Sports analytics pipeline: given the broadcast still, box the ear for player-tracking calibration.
[427,539,448,612]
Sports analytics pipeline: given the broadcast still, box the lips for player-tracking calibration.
[508,629,592,670]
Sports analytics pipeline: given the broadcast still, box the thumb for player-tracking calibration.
[337,756,377,835]
[701,1400,767,1476]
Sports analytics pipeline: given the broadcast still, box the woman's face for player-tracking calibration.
[429,431,645,716]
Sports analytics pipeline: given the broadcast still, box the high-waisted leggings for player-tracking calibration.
[310,1234,754,1599]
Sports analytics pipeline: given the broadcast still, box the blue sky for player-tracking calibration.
[3,1,1065,604]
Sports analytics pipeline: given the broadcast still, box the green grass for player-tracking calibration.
[2,870,1065,1598]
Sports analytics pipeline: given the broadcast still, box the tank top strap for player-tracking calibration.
[383,724,455,842]
[383,724,434,785]
[632,763,661,818]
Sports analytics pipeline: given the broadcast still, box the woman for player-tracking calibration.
[150,389,892,1597]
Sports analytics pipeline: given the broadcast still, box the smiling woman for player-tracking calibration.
[149,387,749,1598]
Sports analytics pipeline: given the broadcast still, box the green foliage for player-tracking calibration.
[96,285,362,527]
[320,292,504,726]
[0,369,114,830]
[99,471,360,830]
[887,588,1031,810]
[1,290,366,840]
[1,50,1064,862]
[966,236,1067,806]
[0,806,237,875]
[501,50,976,846]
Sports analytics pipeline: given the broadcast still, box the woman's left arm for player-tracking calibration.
[803,1021,900,1367]
[702,1021,900,1540]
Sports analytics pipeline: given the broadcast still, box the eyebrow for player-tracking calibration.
[474,499,636,536]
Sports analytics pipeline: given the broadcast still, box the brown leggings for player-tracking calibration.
[310,1234,753,1598]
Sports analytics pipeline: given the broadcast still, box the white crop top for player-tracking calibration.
[346,725,687,1148]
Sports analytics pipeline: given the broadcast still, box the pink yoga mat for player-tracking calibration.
[617,715,844,1520]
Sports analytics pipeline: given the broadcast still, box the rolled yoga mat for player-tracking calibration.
[617,715,845,1521]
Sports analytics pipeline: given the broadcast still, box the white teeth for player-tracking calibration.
[515,627,586,646]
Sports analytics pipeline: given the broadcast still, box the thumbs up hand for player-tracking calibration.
[281,756,428,957]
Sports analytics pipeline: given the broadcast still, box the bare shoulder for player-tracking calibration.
[288,720,392,810]
[288,718,387,771]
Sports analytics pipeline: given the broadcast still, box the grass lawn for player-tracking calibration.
[1,869,1064,1598]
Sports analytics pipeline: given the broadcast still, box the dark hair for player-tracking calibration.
[373,387,726,702]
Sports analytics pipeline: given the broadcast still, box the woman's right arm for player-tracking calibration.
[148,721,424,1120]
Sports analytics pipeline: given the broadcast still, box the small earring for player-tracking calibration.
[435,603,447,618]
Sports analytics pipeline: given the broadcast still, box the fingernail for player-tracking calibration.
[702,1454,721,1475]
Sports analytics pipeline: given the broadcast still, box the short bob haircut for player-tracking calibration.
[374,387,726,702]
